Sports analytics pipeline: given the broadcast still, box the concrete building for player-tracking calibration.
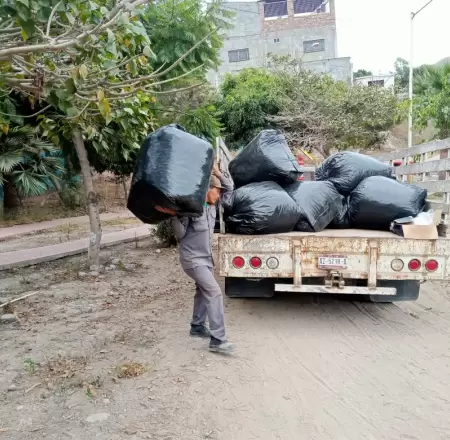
[208,0,352,85]
[354,73,395,89]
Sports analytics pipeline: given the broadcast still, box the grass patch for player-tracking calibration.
[116,362,146,379]
[24,358,37,375]
[102,217,140,228]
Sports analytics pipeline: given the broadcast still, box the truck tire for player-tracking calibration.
[224,277,275,298]
[369,280,420,303]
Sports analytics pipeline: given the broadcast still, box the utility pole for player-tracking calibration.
[408,0,435,150]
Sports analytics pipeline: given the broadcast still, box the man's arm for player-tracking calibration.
[217,167,234,205]
[170,216,189,240]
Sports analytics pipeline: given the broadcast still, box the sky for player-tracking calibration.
[336,0,450,72]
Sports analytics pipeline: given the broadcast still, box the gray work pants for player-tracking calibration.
[184,266,226,342]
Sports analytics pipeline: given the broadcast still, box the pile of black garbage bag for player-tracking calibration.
[225,133,427,235]
[127,124,214,224]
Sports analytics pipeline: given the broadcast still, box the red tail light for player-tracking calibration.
[232,256,245,269]
[425,260,438,272]
[408,259,421,271]
[249,257,262,269]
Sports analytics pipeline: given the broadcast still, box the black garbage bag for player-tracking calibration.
[328,196,351,229]
[127,124,214,224]
[229,130,302,188]
[316,152,393,196]
[225,182,300,235]
[284,181,341,232]
[348,176,427,230]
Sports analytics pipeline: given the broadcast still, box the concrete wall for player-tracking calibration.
[302,57,353,84]
[354,74,395,89]
[207,0,348,85]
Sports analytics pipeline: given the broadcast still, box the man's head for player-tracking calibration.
[206,175,222,205]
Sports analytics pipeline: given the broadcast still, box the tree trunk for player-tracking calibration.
[121,178,128,203]
[72,129,102,269]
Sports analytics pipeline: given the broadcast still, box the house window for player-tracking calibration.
[274,38,280,43]
[294,0,329,15]
[263,0,288,18]
[368,80,385,87]
[303,39,325,53]
[228,49,250,63]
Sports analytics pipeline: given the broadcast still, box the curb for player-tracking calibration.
[0,212,135,242]
[0,226,151,271]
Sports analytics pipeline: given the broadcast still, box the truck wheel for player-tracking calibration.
[224,277,275,298]
[369,280,420,303]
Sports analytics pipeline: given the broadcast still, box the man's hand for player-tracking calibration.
[155,206,176,216]
[212,162,222,178]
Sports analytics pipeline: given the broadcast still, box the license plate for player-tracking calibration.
[318,256,347,269]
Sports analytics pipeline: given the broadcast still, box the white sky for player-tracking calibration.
[336,0,449,72]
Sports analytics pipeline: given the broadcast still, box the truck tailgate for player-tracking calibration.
[218,229,450,282]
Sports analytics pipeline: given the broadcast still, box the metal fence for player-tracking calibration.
[376,139,450,225]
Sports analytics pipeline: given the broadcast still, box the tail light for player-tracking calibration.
[232,256,245,269]
[425,259,438,272]
[408,259,421,271]
[249,257,262,269]
[391,259,404,271]
[266,257,279,269]
[297,175,304,181]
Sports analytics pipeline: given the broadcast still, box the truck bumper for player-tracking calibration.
[274,284,397,296]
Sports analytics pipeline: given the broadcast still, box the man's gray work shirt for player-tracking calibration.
[171,171,233,270]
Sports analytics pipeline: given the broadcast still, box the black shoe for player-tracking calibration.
[190,324,211,339]
[209,337,236,353]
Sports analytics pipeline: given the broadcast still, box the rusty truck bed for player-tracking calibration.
[218,229,450,282]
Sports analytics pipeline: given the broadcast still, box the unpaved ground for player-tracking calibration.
[0,218,141,253]
[1,237,450,440]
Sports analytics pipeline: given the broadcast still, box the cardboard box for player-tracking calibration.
[391,210,442,240]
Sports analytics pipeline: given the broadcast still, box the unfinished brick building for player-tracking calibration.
[207,0,352,85]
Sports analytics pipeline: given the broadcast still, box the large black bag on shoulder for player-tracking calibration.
[316,152,393,196]
[127,124,214,224]
[348,176,427,230]
[284,181,341,232]
[229,130,302,188]
[225,181,300,235]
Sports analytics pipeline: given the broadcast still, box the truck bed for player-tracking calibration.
[218,228,450,282]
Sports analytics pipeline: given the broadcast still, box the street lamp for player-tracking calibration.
[408,0,435,149]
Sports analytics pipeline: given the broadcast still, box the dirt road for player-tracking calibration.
[1,238,450,440]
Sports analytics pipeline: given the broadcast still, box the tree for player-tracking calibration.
[414,64,450,138]
[394,57,410,92]
[0,0,212,267]
[394,57,428,93]
[0,125,63,218]
[218,68,282,149]
[354,69,372,79]
[273,66,398,157]
[142,0,233,79]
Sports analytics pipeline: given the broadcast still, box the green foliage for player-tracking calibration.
[218,69,281,149]
[414,64,450,138]
[394,57,428,93]
[274,65,397,157]
[0,0,226,181]
[142,0,233,79]
[353,69,372,79]
[0,125,64,196]
[218,59,398,157]
[154,219,177,247]
[154,83,221,143]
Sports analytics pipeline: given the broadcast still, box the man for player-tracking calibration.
[157,164,235,353]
